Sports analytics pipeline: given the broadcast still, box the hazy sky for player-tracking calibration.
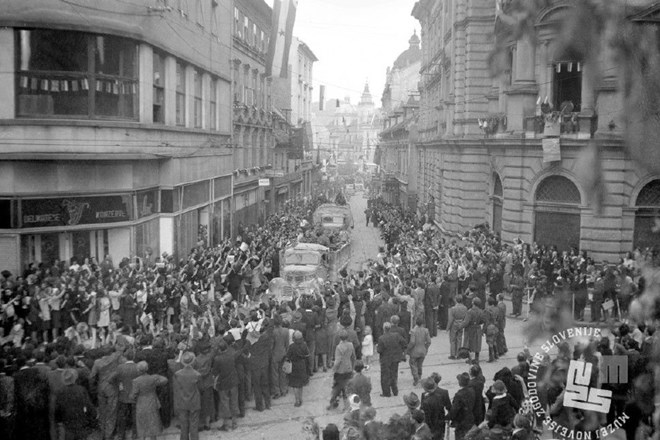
[267,0,419,107]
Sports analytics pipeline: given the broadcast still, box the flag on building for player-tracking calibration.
[266,0,298,78]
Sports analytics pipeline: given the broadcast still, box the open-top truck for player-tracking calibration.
[312,203,354,230]
[280,241,351,287]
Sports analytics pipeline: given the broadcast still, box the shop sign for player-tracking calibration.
[258,178,271,187]
[21,195,133,228]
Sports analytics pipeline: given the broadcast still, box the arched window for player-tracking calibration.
[492,173,503,234]
[634,180,660,250]
[534,175,581,251]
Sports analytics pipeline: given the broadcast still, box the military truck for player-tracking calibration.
[312,203,354,231]
[279,241,351,289]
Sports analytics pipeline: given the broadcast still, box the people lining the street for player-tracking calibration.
[0,194,655,440]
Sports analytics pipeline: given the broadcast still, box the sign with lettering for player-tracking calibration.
[21,195,133,227]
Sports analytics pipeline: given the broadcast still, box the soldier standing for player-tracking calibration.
[446,295,467,360]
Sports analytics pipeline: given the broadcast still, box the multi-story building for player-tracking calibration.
[0,0,233,273]
[379,31,422,212]
[270,36,318,209]
[231,0,273,234]
[412,0,660,260]
[381,32,422,113]
[324,85,380,167]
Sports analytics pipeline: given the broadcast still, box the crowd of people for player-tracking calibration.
[0,193,655,440]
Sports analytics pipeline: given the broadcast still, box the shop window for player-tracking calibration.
[16,29,138,119]
[193,69,202,128]
[176,61,186,126]
[553,62,581,112]
[153,52,165,124]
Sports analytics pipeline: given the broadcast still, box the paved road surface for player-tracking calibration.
[346,192,384,272]
[157,192,530,439]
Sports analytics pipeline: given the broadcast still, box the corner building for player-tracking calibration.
[0,0,233,274]
[412,0,660,261]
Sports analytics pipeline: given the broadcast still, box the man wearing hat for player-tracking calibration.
[421,376,452,440]
[55,369,96,440]
[173,352,201,440]
[403,391,421,414]
[448,372,475,440]
[486,380,518,429]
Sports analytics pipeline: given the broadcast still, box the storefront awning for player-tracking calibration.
[277,187,289,195]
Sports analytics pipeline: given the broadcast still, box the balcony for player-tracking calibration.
[524,112,597,139]
[478,113,508,137]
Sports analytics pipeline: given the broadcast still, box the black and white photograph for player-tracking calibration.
[0,1,659,439]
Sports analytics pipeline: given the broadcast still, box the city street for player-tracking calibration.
[163,192,530,440]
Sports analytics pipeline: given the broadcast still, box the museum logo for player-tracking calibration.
[527,327,629,439]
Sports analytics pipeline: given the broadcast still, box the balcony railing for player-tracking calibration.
[524,112,597,138]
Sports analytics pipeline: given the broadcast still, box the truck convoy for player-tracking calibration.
[270,203,353,300]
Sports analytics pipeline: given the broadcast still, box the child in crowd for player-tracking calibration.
[361,325,373,369]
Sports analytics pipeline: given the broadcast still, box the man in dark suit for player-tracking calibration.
[47,356,68,440]
[173,352,201,440]
[248,320,273,411]
[115,349,140,440]
[91,344,123,440]
[390,314,408,343]
[448,373,476,440]
[374,294,396,341]
[14,355,50,440]
[438,277,451,330]
[398,300,412,335]
[346,360,372,407]
[425,276,441,337]
[421,376,452,440]
[55,369,96,440]
[212,340,239,431]
[377,322,406,397]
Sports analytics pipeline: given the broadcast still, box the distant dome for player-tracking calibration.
[393,30,421,70]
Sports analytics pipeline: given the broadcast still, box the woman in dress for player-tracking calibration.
[84,290,98,347]
[96,290,111,343]
[130,361,168,440]
[286,330,310,407]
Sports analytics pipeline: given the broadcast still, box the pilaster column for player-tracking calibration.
[506,36,538,132]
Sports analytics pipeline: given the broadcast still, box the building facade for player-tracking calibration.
[231,0,273,235]
[379,31,422,214]
[270,36,318,209]
[412,0,660,260]
[0,0,233,273]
